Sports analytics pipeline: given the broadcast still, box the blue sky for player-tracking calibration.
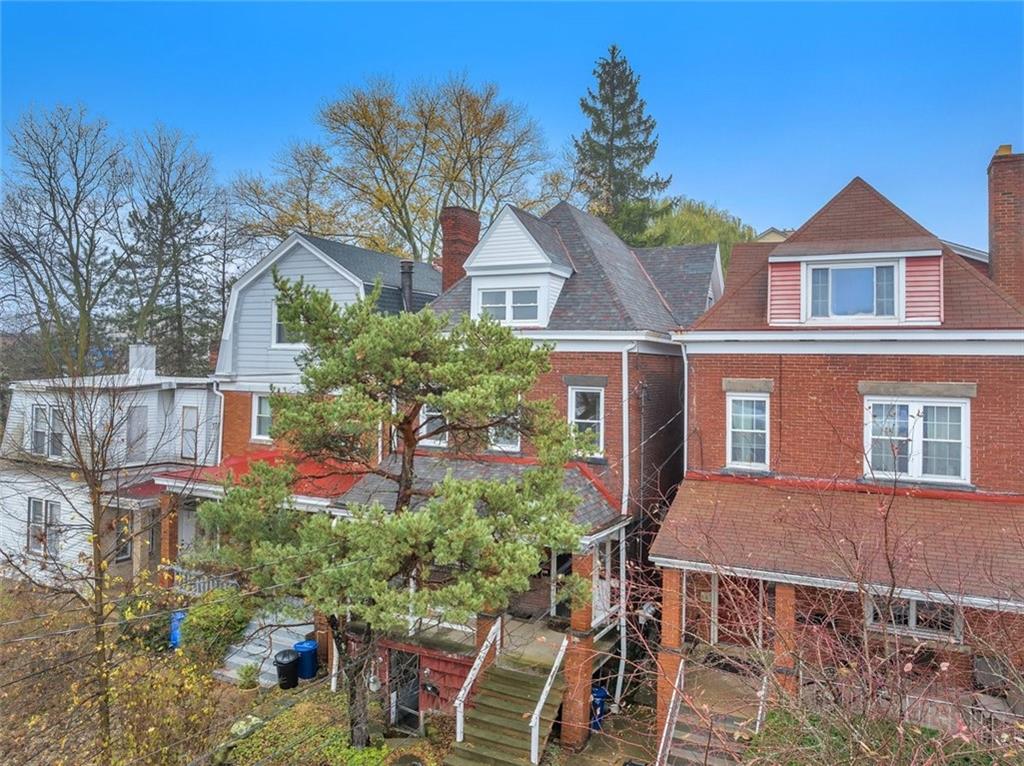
[2,2,1022,247]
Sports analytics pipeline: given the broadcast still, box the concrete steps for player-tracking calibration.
[444,664,564,766]
[667,707,753,766]
[214,610,314,688]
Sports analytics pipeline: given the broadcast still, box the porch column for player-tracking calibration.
[130,505,145,582]
[656,567,683,738]
[562,551,595,752]
[773,583,798,695]
[157,493,179,588]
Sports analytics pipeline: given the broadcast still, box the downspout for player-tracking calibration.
[212,380,226,466]
[620,343,633,515]
[614,523,627,709]
[681,343,689,475]
[614,343,634,710]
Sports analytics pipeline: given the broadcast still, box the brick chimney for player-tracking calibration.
[989,144,1024,306]
[439,206,480,292]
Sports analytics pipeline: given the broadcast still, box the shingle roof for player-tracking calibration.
[431,203,718,333]
[299,234,441,296]
[338,453,621,534]
[651,475,1024,605]
[635,244,719,328]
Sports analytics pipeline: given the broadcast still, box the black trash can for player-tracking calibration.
[273,649,300,690]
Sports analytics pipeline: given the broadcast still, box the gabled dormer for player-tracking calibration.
[767,178,945,327]
[458,206,574,328]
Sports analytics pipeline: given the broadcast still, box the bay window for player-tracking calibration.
[864,397,969,483]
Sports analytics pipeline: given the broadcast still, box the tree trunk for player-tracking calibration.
[346,623,373,748]
[89,486,113,763]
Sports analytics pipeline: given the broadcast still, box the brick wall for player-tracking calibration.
[989,148,1024,307]
[687,353,1024,493]
[221,391,266,459]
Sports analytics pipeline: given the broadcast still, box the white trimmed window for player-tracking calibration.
[30,405,65,459]
[726,394,769,470]
[252,395,273,441]
[479,288,539,325]
[864,397,969,483]
[807,262,896,321]
[115,510,133,563]
[867,596,962,642]
[126,406,149,463]
[272,303,304,347]
[489,420,521,453]
[569,387,604,455]
[418,402,448,448]
[27,498,60,556]
[181,406,199,461]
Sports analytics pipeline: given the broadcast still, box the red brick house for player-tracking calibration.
[651,146,1024,762]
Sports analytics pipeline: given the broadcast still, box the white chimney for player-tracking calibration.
[128,344,157,378]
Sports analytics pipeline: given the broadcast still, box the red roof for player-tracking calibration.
[118,479,165,500]
[650,474,1024,605]
[691,179,1024,332]
[158,449,366,499]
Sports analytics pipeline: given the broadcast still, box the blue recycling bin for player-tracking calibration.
[591,685,610,731]
[169,610,186,649]
[293,639,318,680]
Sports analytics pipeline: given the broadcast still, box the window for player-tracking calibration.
[114,510,132,563]
[180,406,199,461]
[126,406,148,463]
[272,302,304,347]
[865,398,969,483]
[252,395,272,441]
[489,421,521,453]
[569,387,604,455]
[27,498,60,556]
[479,288,539,324]
[726,395,769,470]
[809,263,896,319]
[30,405,64,459]
[867,596,961,641]
[418,402,448,448]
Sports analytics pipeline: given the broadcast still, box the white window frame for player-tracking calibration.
[568,386,604,456]
[725,393,770,471]
[488,421,521,453]
[865,595,963,643]
[114,509,133,563]
[126,405,149,465]
[27,498,60,557]
[270,302,306,349]
[476,287,540,326]
[418,402,448,448]
[180,405,199,461]
[30,405,65,459]
[862,396,970,485]
[251,395,273,442]
[802,259,904,325]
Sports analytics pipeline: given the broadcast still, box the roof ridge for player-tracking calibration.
[689,245,772,330]
[628,246,676,322]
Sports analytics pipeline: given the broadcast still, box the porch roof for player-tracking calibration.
[650,473,1024,609]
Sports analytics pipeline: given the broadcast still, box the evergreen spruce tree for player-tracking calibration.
[573,45,671,241]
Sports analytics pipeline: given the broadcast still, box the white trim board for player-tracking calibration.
[768,249,942,263]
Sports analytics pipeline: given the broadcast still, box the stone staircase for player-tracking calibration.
[666,706,753,766]
[444,664,564,766]
[213,611,314,688]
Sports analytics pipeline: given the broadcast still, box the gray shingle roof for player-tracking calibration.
[337,453,621,534]
[299,234,441,296]
[634,244,719,328]
[430,203,718,333]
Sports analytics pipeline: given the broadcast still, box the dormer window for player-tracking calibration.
[480,288,539,324]
[809,263,895,319]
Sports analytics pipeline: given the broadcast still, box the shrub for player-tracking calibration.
[119,588,184,652]
[238,663,260,690]
[180,588,254,660]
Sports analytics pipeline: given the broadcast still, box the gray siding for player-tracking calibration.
[231,243,361,378]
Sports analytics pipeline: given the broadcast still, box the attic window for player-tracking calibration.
[809,264,895,319]
[479,289,539,324]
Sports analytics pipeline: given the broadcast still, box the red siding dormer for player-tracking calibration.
[905,255,944,323]
[767,262,801,323]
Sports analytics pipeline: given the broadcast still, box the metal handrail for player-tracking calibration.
[529,634,569,764]
[754,673,770,733]
[454,616,501,743]
[655,657,686,766]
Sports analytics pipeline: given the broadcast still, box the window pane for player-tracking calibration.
[916,601,955,634]
[512,303,538,321]
[490,424,520,451]
[831,267,875,315]
[276,321,302,345]
[876,598,911,628]
[811,269,829,317]
[870,403,910,473]
[574,391,601,421]
[45,502,60,553]
[32,407,48,454]
[731,431,766,465]
[182,407,199,460]
[512,290,537,305]
[923,405,961,440]
[126,406,148,463]
[255,397,272,437]
[922,405,963,477]
[49,409,65,458]
[875,266,895,316]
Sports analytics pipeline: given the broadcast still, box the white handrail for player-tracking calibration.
[454,616,501,743]
[655,657,686,766]
[754,673,770,733]
[529,635,569,764]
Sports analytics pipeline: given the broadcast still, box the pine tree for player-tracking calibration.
[573,45,671,232]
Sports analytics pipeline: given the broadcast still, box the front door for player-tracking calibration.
[389,650,420,732]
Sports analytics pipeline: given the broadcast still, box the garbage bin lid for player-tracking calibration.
[293,640,317,652]
[274,649,299,664]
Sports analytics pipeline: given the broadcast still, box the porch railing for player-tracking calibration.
[160,564,238,597]
[454,615,502,743]
[655,657,686,766]
[529,634,569,764]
